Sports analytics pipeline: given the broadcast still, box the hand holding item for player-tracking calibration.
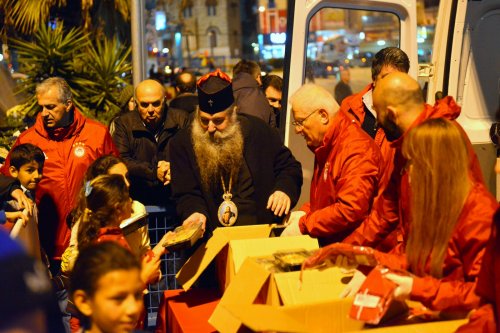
[11,189,33,216]
[280,218,303,237]
[182,212,207,235]
[340,270,366,298]
[6,210,29,227]
[141,250,162,284]
[384,272,413,301]
[266,190,291,217]
[157,160,171,185]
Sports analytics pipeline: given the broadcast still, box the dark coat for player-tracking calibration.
[169,93,198,114]
[112,107,190,206]
[170,114,302,235]
[232,72,275,127]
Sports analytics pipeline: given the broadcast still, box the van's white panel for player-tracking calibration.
[430,0,500,144]
[285,0,418,208]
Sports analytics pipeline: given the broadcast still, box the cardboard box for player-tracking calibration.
[175,224,319,291]
[209,256,468,333]
[212,302,467,333]
[209,256,357,332]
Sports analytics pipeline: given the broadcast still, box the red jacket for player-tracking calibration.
[298,109,384,245]
[339,84,396,250]
[339,84,395,192]
[373,183,497,313]
[1,109,118,258]
[343,96,485,248]
[455,208,500,332]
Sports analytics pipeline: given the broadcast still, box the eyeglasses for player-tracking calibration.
[139,100,162,108]
[292,109,320,128]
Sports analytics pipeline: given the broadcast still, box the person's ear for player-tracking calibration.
[386,106,399,122]
[65,100,73,112]
[73,290,93,317]
[8,166,18,178]
[318,108,329,125]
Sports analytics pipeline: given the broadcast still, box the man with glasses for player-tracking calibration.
[169,70,302,238]
[112,79,189,206]
[281,83,384,246]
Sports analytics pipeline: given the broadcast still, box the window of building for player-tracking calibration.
[208,29,217,48]
[183,6,192,18]
[207,5,217,16]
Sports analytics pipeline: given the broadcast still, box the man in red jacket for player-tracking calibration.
[343,72,484,249]
[1,77,118,262]
[281,83,384,245]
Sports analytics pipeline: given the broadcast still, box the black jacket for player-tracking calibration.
[170,114,302,235]
[232,72,275,127]
[169,93,198,114]
[112,107,190,206]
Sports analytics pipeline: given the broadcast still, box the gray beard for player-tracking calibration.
[191,115,244,193]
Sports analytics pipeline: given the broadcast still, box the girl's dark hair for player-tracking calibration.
[85,155,125,182]
[77,174,130,251]
[70,241,140,297]
[68,155,126,228]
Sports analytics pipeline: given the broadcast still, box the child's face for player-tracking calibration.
[9,161,43,191]
[77,268,143,333]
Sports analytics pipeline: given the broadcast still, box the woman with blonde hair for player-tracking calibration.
[304,118,498,313]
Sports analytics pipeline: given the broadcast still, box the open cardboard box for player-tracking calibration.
[209,256,359,332]
[175,224,319,291]
[209,256,468,333]
[212,302,467,333]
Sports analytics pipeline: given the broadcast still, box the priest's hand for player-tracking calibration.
[267,190,291,217]
[182,212,207,235]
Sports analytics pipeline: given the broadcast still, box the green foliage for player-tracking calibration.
[73,37,132,123]
[10,22,132,122]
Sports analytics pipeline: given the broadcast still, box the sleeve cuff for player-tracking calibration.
[298,215,308,234]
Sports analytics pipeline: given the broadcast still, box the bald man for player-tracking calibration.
[170,71,198,113]
[281,84,384,245]
[112,79,190,206]
[343,72,485,251]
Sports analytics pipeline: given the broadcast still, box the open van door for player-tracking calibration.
[423,0,500,196]
[283,0,418,207]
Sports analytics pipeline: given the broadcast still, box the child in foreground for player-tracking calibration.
[71,241,145,333]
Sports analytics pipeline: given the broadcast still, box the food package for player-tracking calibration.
[274,249,313,271]
[349,265,398,325]
[162,222,204,251]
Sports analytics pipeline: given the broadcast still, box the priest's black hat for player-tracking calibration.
[197,69,234,114]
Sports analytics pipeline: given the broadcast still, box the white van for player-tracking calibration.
[282,0,500,205]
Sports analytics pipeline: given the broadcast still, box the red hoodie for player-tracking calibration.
[1,109,118,258]
[343,96,485,248]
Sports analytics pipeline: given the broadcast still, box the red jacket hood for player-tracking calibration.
[391,96,461,149]
[34,108,87,141]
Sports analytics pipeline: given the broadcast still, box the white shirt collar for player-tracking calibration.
[362,89,377,118]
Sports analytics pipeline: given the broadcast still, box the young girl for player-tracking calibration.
[76,174,161,285]
[71,241,144,333]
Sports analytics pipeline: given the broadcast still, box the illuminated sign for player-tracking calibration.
[270,32,286,44]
